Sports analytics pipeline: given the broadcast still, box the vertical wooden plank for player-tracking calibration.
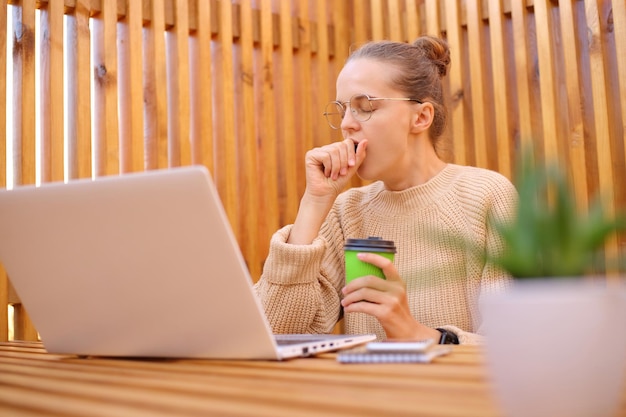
[118,1,131,171]
[445,0,466,166]
[167,3,180,170]
[405,0,421,41]
[103,0,120,175]
[73,0,92,179]
[608,0,626,265]
[90,9,103,177]
[424,0,440,36]
[165,0,186,167]
[558,0,588,210]
[330,0,349,75]
[0,0,7,188]
[66,5,77,179]
[614,0,626,187]
[118,0,144,172]
[279,0,298,225]
[10,1,39,340]
[13,1,37,187]
[465,0,489,169]
[211,0,226,189]
[192,0,213,171]
[172,0,190,166]
[256,0,277,252]
[296,0,313,195]
[92,0,120,176]
[237,0,260,279]
[510,0,533,146]
[330,0,349,92]
[49,0,64,181]
[8,0,37,343]
[533,0,560,164]
[91,10,104,174]
[387,0,402,41]
[144,0,168,170]
[39,0,64,183]
[0,264,7,341]
[487,0,512,179]
[40,8,52,182]
[370,0,384,40]
[584,0,618,274]
[12,303,36,341]
[353,0,368,45]
[215,0,238,237]
[314,0,330,150]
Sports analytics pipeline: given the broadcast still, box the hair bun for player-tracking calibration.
[413,36,451,78]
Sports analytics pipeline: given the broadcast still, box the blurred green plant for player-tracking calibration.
[489,151,626,278]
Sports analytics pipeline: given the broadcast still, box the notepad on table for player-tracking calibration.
[337,340,452,364]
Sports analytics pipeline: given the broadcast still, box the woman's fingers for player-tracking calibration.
[310,139,357,179]
[303,139,366,199]
[342,276,402,302]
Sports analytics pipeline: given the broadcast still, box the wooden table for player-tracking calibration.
[0,341,624,417]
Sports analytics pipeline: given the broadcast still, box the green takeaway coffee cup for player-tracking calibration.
[344,237,396,283]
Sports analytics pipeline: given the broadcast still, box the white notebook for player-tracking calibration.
[0,166,375,360]
[337,343,452,364]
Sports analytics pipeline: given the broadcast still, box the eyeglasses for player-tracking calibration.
[323,93,423,129]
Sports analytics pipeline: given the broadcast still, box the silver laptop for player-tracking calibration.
[0,166,375,360]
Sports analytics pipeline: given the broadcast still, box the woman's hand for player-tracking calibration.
[341,252,440,341]
[287,139,366,245]
[304,138,366,200]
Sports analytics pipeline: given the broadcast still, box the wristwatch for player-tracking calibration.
[436,328,459,345]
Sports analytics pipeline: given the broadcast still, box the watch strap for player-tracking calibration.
[436,328,459,345]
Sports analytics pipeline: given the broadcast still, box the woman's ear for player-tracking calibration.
[410,102,434,134]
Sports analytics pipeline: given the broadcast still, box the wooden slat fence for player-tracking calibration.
[0,0,624,340]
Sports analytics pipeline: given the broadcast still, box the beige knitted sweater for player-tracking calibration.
[254,164,518,344]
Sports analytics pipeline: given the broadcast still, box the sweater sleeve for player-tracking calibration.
[452,173,517,344]
[253,224,343,334]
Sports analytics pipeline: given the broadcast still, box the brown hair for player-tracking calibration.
[347,36,451,143]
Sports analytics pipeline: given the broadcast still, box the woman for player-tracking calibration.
[254,36,517,344]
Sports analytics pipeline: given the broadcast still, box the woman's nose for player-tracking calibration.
[340,108,360,130]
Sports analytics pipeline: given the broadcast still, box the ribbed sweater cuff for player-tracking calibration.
[264,225,327,285]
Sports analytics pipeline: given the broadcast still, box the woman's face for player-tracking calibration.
[335,58,419,183]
